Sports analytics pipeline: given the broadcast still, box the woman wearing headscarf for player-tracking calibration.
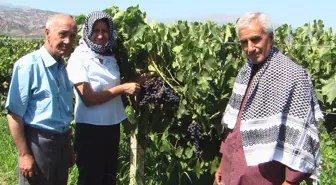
[67,11,140,185]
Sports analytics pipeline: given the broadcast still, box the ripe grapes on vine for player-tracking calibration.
[138,76,180,107]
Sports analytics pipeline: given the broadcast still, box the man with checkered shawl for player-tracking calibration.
[214,12,323,185]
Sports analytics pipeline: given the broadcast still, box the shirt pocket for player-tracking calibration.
[33,89,51,99]
[32,89,52,114]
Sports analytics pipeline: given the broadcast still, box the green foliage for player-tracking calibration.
[0,5,335,185]
[0,37,43,114]
[319,129,336,185]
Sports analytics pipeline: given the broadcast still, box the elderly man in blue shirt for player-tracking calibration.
[5,14,77,185]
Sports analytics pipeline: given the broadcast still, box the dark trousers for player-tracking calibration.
[74,123,120,185]
[19,126,70,185]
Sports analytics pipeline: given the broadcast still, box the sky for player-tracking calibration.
[1,0,335,30]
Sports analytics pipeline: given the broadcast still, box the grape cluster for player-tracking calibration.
[138,76,179,106]
[187,122,204,158]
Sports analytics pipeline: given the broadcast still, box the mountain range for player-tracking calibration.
[0,2,240,38]
[0,2,59,37]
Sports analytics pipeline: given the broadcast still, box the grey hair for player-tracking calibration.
[45,14,73,30]
[236,12,273,38]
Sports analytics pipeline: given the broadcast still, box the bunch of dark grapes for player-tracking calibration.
[138,76,179,106]
[187,122,204,158]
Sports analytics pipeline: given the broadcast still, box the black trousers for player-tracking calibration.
[19,126,70,185]
[74,123,120,185]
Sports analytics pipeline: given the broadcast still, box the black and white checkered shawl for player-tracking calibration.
[221,47,324,178]
[83,11,116,55]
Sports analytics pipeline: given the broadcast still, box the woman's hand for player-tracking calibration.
[122,83,141,95]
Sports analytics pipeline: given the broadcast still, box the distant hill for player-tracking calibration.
[0,2,260,38]
[0,2,60,38]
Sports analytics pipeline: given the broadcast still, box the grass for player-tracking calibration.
[0,117,129,185]
[0,117,17,185]
[0,117,80,185]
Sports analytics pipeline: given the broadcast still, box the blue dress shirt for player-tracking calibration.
[5,47,73,133]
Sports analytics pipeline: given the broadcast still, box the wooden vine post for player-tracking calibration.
[130,132,144,185]
[129,97,147,185]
